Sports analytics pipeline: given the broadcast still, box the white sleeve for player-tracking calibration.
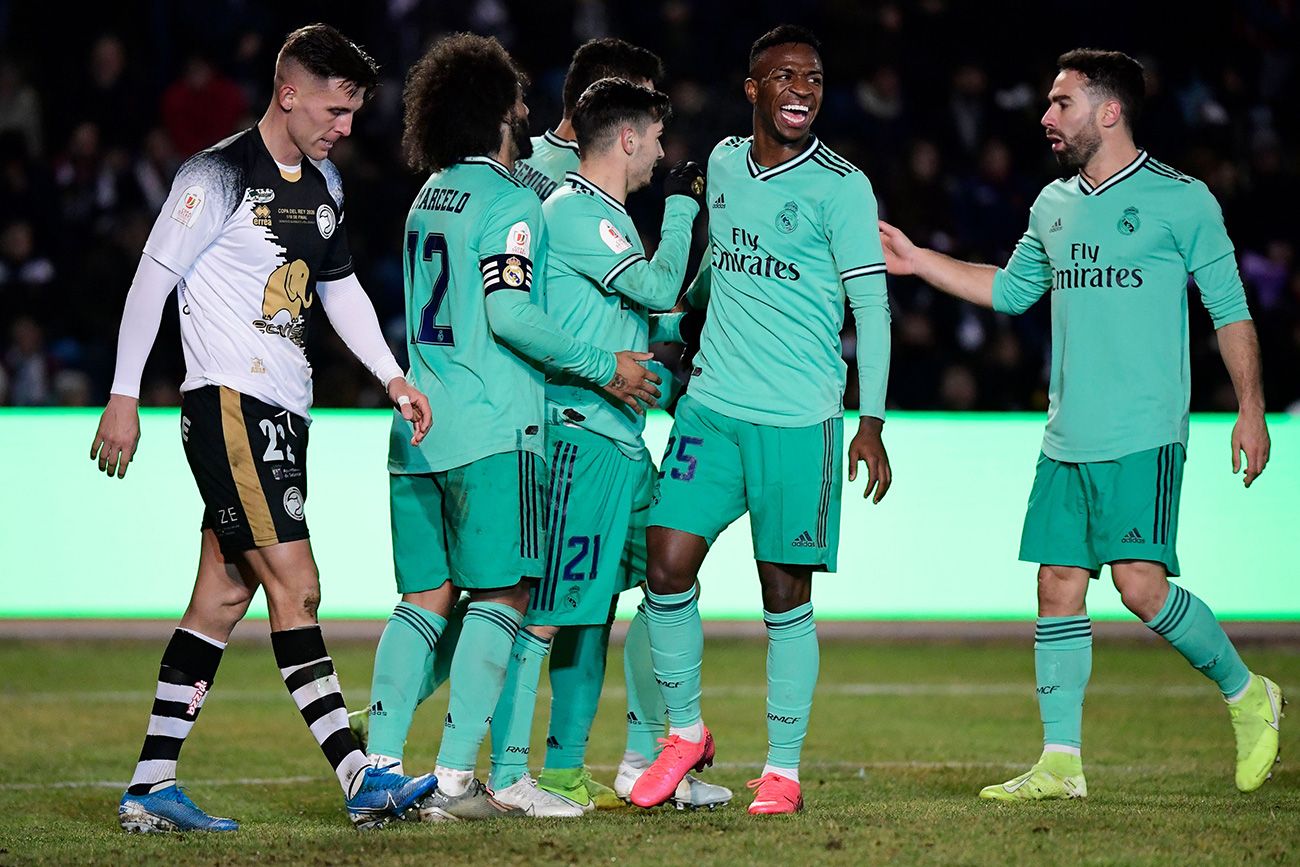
[317,273,405,387]
[109,255,182,398]
[141,152,239,276]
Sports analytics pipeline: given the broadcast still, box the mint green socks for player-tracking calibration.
[435,601,523,772]
[623,601,665,760]
[1146,582,1250,697]
[487,627,551,790]
[366,602,446,760]
[644,587,703,729]
[764,603,818,769]
[1034,616,1092,751]
[544,621,611,770]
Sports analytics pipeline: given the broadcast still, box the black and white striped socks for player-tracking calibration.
[270,625,371,797]
[127,628,226,795]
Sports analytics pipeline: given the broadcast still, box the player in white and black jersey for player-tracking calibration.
[90,24,438,833]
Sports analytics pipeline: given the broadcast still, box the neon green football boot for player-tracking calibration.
[538,767,620,811]
[1229,674,1285,793]
[979,751,1087,801]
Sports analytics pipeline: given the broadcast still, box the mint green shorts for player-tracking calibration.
[1019,443,1184,576]
[528,424,653,626]
[390,450,546,593]
[648,395,843,571]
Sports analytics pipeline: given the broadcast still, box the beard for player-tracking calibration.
[1054,120,1102,171]
[508,115,533,162]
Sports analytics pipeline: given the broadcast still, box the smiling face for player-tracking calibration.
[1041,69,1104,171]
[745,42,823,146]
[283,75,366,161]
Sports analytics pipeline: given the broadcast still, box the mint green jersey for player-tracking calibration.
[993,151,1250,462]
[543,173,698,456]
[514,130,580,201]
[690,136,891,426]
[389,156,548,474]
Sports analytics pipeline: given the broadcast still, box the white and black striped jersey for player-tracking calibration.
[143,125,353,419]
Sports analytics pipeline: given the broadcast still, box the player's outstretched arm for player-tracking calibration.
[317,274,431,445]
[1216,319,1270,487]
[879,220,997,308]
[89,254,182,479]
[484,290,661,413]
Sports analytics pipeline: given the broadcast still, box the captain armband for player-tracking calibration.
[481,253,534,295]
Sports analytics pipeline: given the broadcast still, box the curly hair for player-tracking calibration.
[401,33,528,174]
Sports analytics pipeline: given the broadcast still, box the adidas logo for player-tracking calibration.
[443,712,455,729]
[712,193,726,209]
[1049,217,1063,233]
[369,700,387,717]
[1121,527,1144,543]
[791,530,815,548]
[627,711,639,723]
[546,735,561,749]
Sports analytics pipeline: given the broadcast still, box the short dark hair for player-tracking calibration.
[748,25,821,74]
[279,24,379,99]
[562,38,665,117]
[1057,48,1145,129]
[572,78,672,154]
[401,33,528,174]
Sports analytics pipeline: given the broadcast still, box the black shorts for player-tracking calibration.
[180,385,310,555]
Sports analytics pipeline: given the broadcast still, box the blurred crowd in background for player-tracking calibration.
[1,1,1297,415]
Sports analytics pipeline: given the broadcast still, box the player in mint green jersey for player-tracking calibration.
[484,76,730,813]
[514,38,663,201]
[880,48,1281,800]
[359,34,659,822]
[631,25,894,816]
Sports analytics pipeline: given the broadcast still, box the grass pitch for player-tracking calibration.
[0,636,1296,865]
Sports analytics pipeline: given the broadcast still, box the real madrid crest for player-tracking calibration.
[1117,206,1140,235]
[776,201,799,234]
[502,256,525,287]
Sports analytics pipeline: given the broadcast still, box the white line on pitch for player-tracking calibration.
[7,682,1212,704]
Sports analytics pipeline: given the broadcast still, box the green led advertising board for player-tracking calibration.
[1,410,1294,620]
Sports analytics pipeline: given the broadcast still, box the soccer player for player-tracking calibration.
[630,25,893,815]
[484,77,731,814]
[878,49,1282,799]
[364,34,658,821]
[513,38,664,202]
[509,42,730,813]
[89,24,437,831]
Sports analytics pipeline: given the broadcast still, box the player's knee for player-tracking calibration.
[1113,573,1167,622]
[301,589,321,619]
[645,556,693,596]
[1036,566,1087,614]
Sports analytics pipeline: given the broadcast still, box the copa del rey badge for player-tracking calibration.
[600,219,632,254]
[506,221,532,258]
[171,185,205,227]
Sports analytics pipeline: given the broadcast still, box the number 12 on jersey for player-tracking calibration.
[407,230,454,346]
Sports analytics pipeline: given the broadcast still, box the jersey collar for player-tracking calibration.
[746,136,820,181]
[1077,150,1148,196]
[565,172,628,215]
[461,155,516,181]
[544,130,580,152]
